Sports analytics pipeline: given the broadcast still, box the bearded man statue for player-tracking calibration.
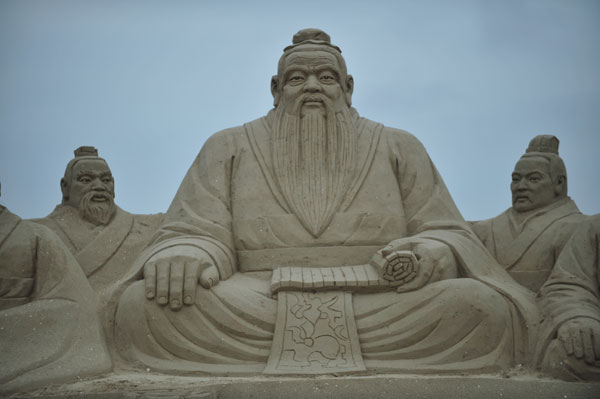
[115,29,538,376]
[32,146,163,346]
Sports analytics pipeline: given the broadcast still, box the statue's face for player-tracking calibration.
[279,50,347,116]
[511,157,558,213]
[65,159,114,209]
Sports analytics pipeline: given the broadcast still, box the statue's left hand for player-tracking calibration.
[374,238,457,293]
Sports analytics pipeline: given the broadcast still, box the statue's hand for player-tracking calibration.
[557,317,600,365]
[373,238,456,293]
[143,246,219,310]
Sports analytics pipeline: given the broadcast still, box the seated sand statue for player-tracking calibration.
[116,29,539,375]
[536,215,600,380]
[0,185,111,391]
[32,146,163,338]
[472,135,585,293]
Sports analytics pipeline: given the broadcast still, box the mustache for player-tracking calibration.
[88,190,112,201]
[290,93,333,114]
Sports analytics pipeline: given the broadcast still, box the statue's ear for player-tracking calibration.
[344,75,354,106]
[271,75,280,107]
[555,175,567,196]
[60,178,69,201]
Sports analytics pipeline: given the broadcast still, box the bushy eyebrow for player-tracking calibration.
[283,64,339,82]
[77,170,112,178]
[512,170,546,177]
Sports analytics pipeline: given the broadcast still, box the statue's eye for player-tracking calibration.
[319,73,336,83]
[529,176,540,183]
[79,176,92,183]
[102,177,112,183]
[288,74,305,84]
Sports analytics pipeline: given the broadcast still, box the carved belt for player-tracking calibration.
[237,245,383,272]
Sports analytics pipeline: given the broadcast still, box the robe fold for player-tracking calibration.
[0,206,111,392]
[32,205,163,349]
[472,198,585,292]
[537,214,600,380]
[116,111,538,374]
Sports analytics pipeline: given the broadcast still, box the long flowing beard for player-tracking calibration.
[80,191,116,226]
[272,94,357,237]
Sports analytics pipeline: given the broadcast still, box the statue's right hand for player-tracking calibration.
[557,317,600,365]
[143,246,218,310]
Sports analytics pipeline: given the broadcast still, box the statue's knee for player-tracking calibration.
[116,280,146,315]
[439,279,510,323]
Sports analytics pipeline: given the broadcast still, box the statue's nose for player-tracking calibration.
[514,179,528,190]
[303,75,321,92]
[91,179,105,190]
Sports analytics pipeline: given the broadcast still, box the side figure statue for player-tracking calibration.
[472,135,585,293]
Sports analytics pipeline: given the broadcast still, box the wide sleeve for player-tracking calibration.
[387,129,495,276]
[0,221,111,390]
[539,215,600,331]
[387,129,539,363]
[144,128,243,280]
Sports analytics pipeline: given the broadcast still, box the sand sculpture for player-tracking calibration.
[0,187,112,391]
[537,214,600,380]
[1,29,598,393]
[472,135,586,292]
[115,28,539,375]
[31,146,163,344]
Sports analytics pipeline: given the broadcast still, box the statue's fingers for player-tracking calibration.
[169,262,185,310]
[571,328,584,358]
[183,261,200,305]
[200,265,219,289]
[380,245,395,258]
[156,261,170,306]
[144,262,157,299]
[582,328,595,365]
[559,328,574,356]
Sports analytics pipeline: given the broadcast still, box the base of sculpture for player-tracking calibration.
[4,373,598,399]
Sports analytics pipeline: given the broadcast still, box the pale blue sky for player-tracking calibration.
[1,0,599,220]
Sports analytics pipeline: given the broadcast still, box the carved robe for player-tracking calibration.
[537,214,600,380]
[471,198,584,292]
[0,206,111,391]
[32,205,163,342]
[116,110,538,375]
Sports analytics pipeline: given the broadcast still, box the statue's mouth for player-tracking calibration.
[303,96,324,106]
[514,195,529,203]
[91,193,111,202]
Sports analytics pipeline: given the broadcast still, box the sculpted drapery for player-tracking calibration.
[536,215,600,380]
[0,206,111,391]
[472,198,584,292]
[33,204,163,345]
[115,111,538,374]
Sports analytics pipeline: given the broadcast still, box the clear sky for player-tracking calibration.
[1,0,598,221]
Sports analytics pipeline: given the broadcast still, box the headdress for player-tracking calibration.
[283,28,342,53]
[277,28,348,80]
[526,135,559,155]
